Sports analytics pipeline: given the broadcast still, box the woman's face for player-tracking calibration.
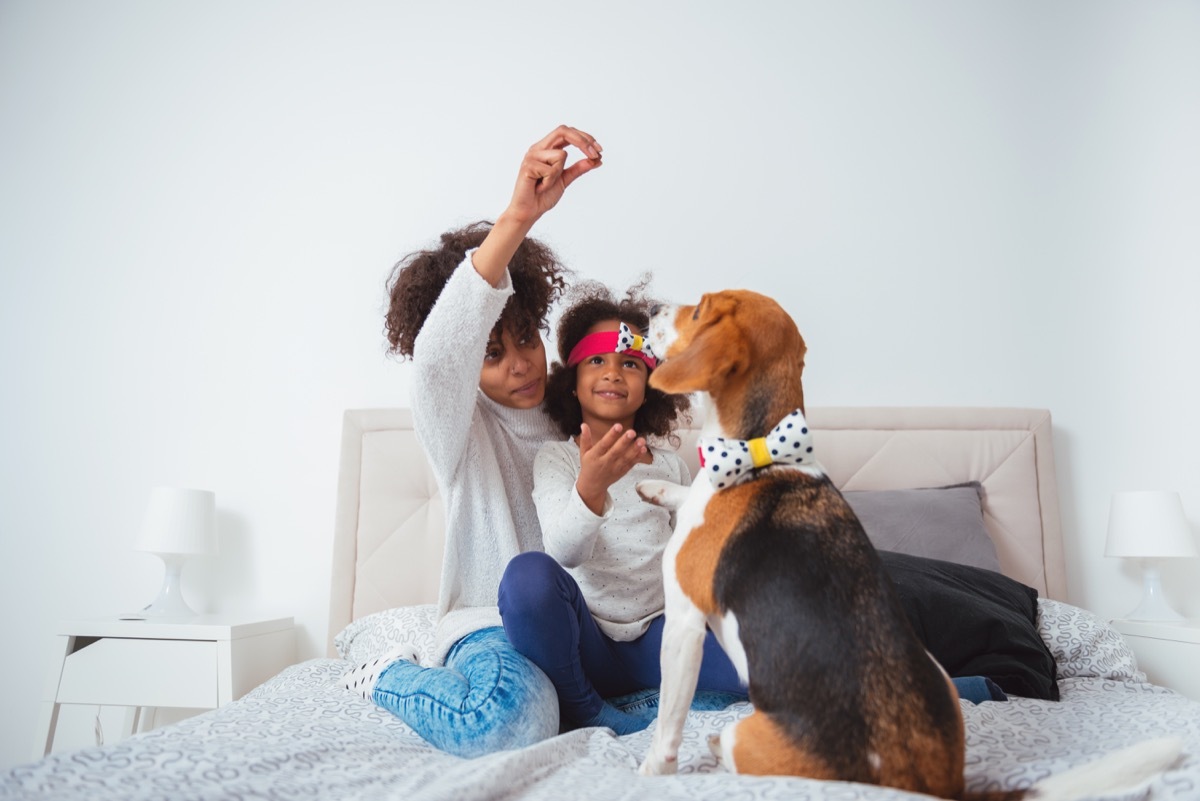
[573,319,649,432]
[478,326,548,409]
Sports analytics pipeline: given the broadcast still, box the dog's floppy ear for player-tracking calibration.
[649,297,746,394]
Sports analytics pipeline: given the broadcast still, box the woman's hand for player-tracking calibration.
[575,423,646,516]
[503,125,603,227]
[471,126,602,287]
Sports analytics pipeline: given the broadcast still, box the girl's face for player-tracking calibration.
[574,319,649,433]
[479,326,547,409]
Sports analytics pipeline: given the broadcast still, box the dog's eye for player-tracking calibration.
[691,306,701,321]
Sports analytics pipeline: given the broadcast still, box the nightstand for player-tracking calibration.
[34,615,294,758]
[1110,618,1200,701]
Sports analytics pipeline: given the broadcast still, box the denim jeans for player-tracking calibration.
[499,552,747,726]
[952,675,1008,703]
[372,627,558,758]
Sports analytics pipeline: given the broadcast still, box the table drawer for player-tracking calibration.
[1122,634,1200,701]
[56,638,218,708]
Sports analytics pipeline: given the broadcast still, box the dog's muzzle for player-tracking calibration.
[646,304,678,361]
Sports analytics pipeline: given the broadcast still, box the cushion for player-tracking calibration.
[1036,598,1143,681]
[845,483,1001,573]
[335,604,437,666]
[880,550,1059,700]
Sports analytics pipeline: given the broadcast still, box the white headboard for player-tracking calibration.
[327,407,1065,654]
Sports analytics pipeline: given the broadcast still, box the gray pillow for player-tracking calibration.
[843,482,1001,573]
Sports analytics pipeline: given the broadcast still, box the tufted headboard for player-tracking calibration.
[326,406,1066,654]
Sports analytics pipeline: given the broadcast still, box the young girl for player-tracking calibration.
[499,284,747,734]
[342,126,602,757]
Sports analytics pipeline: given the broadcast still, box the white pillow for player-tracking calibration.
[1036,598,1144,681]
[335,604,438,667]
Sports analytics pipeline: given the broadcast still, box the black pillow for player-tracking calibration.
[879,550,1059,701]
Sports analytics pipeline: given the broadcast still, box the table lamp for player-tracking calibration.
[1105,490,1198,621]
[134,487,217,618]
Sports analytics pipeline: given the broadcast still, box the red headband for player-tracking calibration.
[566,322,658,370]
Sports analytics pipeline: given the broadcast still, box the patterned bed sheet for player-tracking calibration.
[4,603,1199,801]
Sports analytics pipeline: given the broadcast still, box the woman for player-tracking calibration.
[342,126,607,757]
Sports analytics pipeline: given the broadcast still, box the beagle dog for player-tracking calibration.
[634,290,1180,798]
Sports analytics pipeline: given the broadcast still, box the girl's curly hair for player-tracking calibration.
[544,280,690,443]
[384,221,569,358]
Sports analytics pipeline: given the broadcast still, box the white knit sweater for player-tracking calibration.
[410,253,558,664]
[533,440,690,641]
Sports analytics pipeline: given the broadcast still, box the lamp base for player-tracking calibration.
[138,553,200,619]
[1122,561,1187,622]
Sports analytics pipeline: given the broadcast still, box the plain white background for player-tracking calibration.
[1,0,1197,771]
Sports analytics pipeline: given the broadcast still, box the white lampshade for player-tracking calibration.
[131,487,216,619]
[1105,490,1197,622]
[1105,491,1197,559]
[136,487,217,556]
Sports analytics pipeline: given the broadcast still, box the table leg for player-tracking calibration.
[121,707,141,740]
[32,634,74,758]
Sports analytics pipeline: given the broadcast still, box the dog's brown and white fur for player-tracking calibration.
[635,290,1180,799]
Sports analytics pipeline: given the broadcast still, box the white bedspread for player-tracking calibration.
[4,661,1199,800]
[6,601,1200,800]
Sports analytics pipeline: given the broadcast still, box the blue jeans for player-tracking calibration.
[371,627,558,758]
[498,552,747,726]
[953,675,1008,703]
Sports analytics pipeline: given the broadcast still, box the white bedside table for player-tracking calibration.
[34,615,294,758]
[1110,618,1200,701]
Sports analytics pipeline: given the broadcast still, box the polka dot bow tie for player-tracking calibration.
[697,409,815,490]
[617,322,657,363]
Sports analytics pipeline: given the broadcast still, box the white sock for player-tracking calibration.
[341,644,420,701]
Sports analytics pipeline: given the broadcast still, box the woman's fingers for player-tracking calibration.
[525,129,601,193]
[561,154,601,189]
[531,125,602,160]
[506,126,602,224]
[523,146,600,195]
[523,148,568,186]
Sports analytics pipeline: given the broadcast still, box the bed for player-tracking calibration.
[5,406,1199,800]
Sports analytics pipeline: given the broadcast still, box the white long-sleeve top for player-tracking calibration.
[532,439,690,641]
[410,252,559,664]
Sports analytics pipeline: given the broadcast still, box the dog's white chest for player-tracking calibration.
[663,475,751,685]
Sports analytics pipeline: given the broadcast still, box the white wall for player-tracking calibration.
[1,0,1197,771]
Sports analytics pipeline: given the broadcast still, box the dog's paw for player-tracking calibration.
[636,480,686,510]
[707,733,722,761]
[636,480,668,505]
[637,753,678,776]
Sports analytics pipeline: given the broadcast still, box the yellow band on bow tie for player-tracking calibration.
[631,334,645,350]
[748,437,773,468]
[697,408,813,490]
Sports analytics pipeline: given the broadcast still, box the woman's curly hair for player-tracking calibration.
[544,280,690,443]
[384,221,569,358]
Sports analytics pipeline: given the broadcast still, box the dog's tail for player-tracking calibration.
[1027,736,1182,801]
[963,736,1183,801]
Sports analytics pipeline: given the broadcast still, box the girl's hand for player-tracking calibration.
[575,423,646,515]
[502,125,603,228]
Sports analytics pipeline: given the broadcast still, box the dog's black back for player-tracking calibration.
[710,472,962,787]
